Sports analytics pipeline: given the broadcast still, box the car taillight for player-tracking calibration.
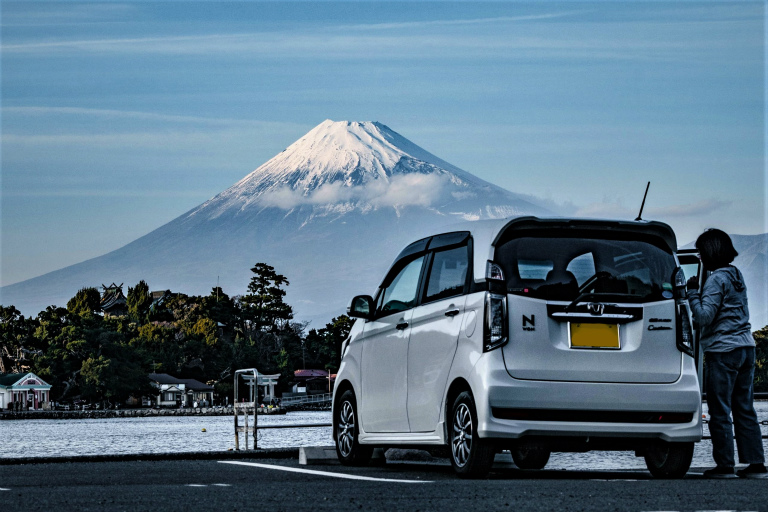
[676,303,694,357]
[484,292,508,352]
[672,267,694,357]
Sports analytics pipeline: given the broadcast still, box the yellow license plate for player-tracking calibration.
[570,323,620,349]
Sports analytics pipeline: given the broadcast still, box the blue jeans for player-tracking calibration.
[706,346,765,467]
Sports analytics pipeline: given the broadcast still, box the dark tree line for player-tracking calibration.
[0,263,352,406]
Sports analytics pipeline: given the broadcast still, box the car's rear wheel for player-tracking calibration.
[334,390,373,466]
[644,441,694,479]
[511,442,551,470]
[449,391,495,478]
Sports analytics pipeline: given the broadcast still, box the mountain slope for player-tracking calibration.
[682,233,768,330]
[1,120,552,321]
[729,234,768,330]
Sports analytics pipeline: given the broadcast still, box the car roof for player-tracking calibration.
[417,216,678,284]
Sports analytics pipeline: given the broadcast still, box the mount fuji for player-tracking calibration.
[1,120,552,322]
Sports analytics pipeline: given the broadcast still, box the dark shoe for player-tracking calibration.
[703,466,736,478]
[736,464,768,479]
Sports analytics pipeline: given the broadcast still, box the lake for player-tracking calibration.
[3,404,767,470]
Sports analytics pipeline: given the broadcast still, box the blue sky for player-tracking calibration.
[1,1,765,287]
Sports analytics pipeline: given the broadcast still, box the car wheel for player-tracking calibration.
[334,390,373,466]
[644,442,694,479]
[449,391,495,478]
[511,443,551,470]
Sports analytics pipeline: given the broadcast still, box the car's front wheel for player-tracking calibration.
[449,391,495,478]
[334,390,373,466]
[644,441,694,479]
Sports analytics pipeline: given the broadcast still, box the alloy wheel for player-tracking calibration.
[452,402,473,467]
[337,400,355,458]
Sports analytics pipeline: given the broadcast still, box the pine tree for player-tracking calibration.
[66,287,101,317]
[240,263,293,332]
[126,280,152,324]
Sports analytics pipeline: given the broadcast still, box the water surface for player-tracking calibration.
[4,404,767,471]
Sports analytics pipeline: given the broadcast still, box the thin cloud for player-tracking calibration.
[1,3,135,27]
[2,106,303,128]
[341,12,586,31]
[3,15,753,64]
[259,173,449,210]
[573,198,731,220]
[5,189,211,199]
[648,199,732,218]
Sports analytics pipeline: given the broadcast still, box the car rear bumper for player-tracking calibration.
[472,351,703,443]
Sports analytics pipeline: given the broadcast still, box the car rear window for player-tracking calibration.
[495,234,675,302]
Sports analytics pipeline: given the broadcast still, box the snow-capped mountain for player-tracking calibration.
[1,120,551,321]
[190,120,546,223]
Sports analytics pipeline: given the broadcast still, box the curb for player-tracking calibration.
[702,392,768,401]
[0,447,299,466]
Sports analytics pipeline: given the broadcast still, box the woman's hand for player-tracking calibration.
[686,275,699,292]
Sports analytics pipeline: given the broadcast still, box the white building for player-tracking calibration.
[148,373,215,407]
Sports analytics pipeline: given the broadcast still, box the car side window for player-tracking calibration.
[424,245,469,303]
[379,256,425,316]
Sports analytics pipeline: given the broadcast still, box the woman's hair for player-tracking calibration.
[695,228,738,269]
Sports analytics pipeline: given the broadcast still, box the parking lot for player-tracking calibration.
[2,455,766,512]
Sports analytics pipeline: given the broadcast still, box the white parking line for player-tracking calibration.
[185,484,207,487]
[212,484,231,487]
[0,488,10,491]
[219,461,432,483]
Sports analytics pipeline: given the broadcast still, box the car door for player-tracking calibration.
[677,248,704,390]
[361,255,425,433]
[407,240,470,433]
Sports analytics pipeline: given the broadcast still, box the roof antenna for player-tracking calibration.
[635,181,650,221]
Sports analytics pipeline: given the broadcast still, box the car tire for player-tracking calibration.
[511,443,551,470]
[644,442,694,479]
[449,391,495,478]
[334,390,373,466]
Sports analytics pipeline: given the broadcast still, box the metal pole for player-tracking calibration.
[244,406,249,450]
[234,405,239,451]
[253,369,259,450]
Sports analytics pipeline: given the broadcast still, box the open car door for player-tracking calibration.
[677,248,705,391]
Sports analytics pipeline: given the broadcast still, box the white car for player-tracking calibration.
[333,216,702,478]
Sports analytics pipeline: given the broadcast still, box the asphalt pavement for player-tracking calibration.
[1,455,767,512]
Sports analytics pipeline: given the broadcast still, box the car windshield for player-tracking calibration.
[495,234,675,302]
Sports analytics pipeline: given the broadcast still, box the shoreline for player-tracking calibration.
[2,396,765,421]
[0,404,330,420]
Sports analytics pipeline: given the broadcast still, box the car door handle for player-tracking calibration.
[445,309,460,317]
[396,322,409,330]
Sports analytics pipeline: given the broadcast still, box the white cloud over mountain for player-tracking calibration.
[259,173,450,210]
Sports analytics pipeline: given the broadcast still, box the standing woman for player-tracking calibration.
[687,229,766,478]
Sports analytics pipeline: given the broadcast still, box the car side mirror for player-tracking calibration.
[348,295,374,320]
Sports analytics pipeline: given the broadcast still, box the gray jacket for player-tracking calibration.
[687,266,753,353]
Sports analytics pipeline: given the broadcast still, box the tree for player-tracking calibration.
[66,287,101,317]
[201,287,237,328]
[754,326,768,392]
[240,263,293,332]
[0,305,37,374]
[126,280,152,324]
[303,315,353,371]
[192,318,219,347]
[130,322,180,375]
